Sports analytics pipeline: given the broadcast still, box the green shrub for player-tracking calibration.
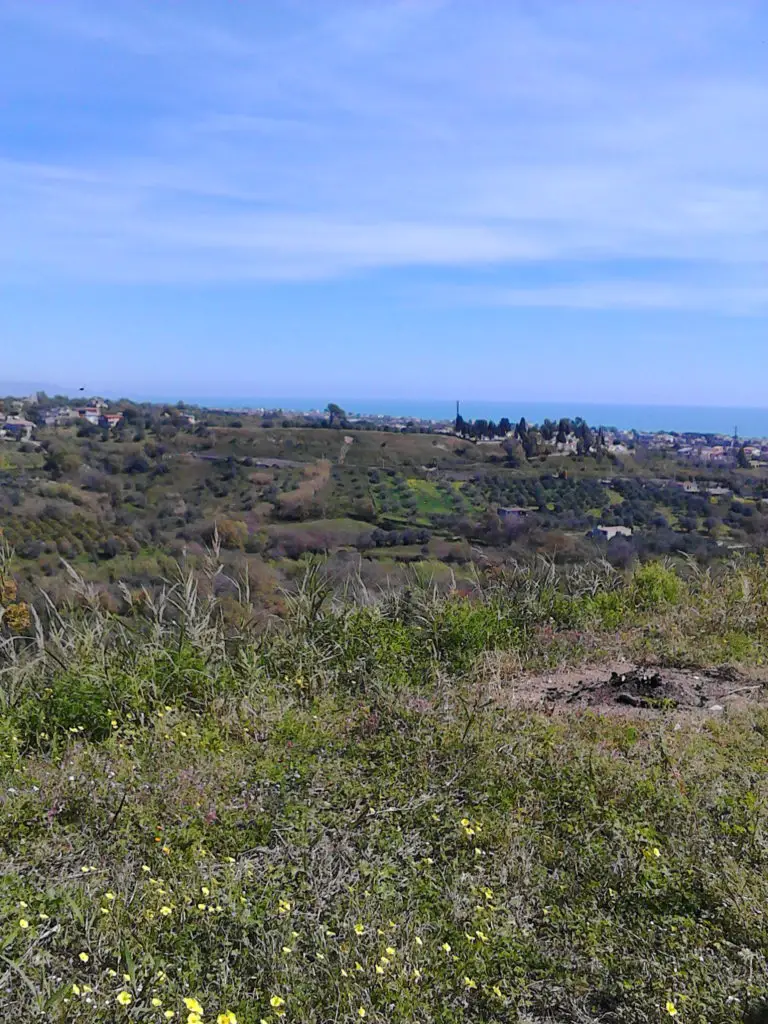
[631,561,683,609]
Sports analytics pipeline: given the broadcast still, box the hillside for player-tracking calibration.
[2,554,768,1021]
[2,411,768,616]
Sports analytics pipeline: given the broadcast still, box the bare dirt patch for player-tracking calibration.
[492,660,767,717]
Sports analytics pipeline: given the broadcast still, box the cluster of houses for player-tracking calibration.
[1,398,200,442]
[637,432,768,465]
[1,398,125,441]
[39,400,124,430]
[0,415,36,441]
[675,443,768,464]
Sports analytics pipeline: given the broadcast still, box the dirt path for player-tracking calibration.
[491,661,767,718]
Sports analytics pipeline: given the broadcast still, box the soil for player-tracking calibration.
[493,660,767,717]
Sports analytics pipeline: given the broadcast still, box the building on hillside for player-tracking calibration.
[43,406,76,426]
[99,413,123,429]
[1,417,35,440]
[592,525,633,541]
[498,506,536,521]
[77,406,101,425]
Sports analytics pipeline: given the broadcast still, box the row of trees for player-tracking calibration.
[454,414,606,456]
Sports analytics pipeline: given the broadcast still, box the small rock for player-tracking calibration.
[616,693,641,707]
[709,704,724,712]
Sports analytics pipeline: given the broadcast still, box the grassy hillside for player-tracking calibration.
[2,554,768,1021]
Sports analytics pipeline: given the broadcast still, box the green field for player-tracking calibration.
[2,557,768,1021]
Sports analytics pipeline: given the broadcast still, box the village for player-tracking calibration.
[2,393,768,468]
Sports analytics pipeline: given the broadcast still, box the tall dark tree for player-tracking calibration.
[498,417,512,437]
[540,418,556,441]
[326,403,346,426]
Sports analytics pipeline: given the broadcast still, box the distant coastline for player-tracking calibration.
[176,398,768,440]
[4,385,767,439]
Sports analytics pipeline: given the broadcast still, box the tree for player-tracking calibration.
[326,403,346,426]
[737,445,751,469]
[502,438,524,467]
[497,417,511,437]
[215,518,248,550]
[43,446,81,479]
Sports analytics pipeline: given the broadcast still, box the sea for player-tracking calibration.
[184,398,768,440]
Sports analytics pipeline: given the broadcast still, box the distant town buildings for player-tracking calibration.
[0,416,35,440]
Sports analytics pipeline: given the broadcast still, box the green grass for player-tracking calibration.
[2,556,768,1020]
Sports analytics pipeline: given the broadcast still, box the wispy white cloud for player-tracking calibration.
[0,0,767,311]
[448,282,768,316]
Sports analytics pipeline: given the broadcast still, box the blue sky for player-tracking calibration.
[1,0,767,405]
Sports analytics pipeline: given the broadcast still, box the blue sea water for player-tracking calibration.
[185,397,768,439]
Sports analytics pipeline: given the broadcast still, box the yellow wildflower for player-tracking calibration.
[492,985,503,999]
[116,991,133,1006]
[414,936,423,946]
[654,848,662,858]
[79,952,89,962]
[464,976,477,989]
[441,942,451,953]
[666,1001,678,1017]
[270,995,285,1009]
[282,946,292,955]
[354,923,365,935]
[19,919,29,929]
[385,946,395,955]
[218,1014,237,1024]
[375,964,385,975]
[460,818,470,827]
[160,906,172,916]
[278,899,291,914]
[165,1014,175,1021]
[358,1009,366,1018]
[188,1015,203,1024]
[105,891,116,901]
[72,984,81,996]
[355,962,364,972]
[183,998,204,1015]
[152,998,163,1007]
